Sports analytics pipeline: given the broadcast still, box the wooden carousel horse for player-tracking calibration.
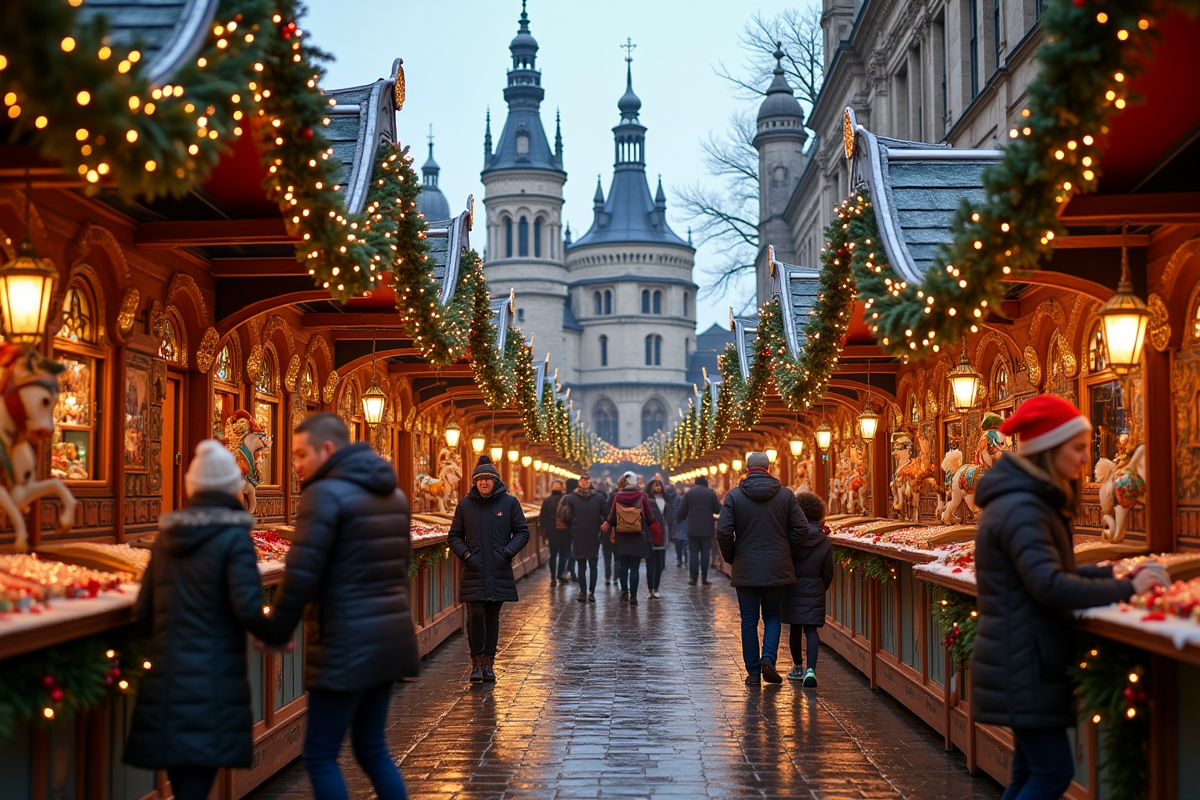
[941,412,1006,523]
[842,454,867,515]
[416,449,463,513]
[1095,442,1147,543]
[224,410,272,514]
[0,345,76,552]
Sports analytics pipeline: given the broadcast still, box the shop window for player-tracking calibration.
[57,286,94,343]
[1087,323,1108,373]
[214,344,233,383]
[253,400,278,485]
[52,357,101,480]
[1089,379,1129,467]
[158,315,181,363]
[213,391,238,441]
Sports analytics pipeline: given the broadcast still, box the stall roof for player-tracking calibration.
[423,198,473,305]
[78,0,218,86]
[730,314,759,382]
[846,108,1002,286]
[768,245,822,358]
[491,289,515,353]
[325,59,403,216]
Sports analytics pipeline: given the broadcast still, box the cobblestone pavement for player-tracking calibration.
[248,561,1003,800]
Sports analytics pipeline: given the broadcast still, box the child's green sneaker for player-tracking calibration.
[787,665,806,682]
[802,668,818,688]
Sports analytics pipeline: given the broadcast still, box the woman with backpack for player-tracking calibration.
[646,478,672,599]
[602,471,660,606]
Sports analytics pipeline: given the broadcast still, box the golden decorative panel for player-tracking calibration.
[245,344,263,381]
[284,355,302,393]
[117,287,140,335]
[1023,346,1041,387]
[1147,293,1171,352]
[323,370,339,404]
[195,327,220,374]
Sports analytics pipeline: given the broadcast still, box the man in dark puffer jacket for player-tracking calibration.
[716,452,807,685]
[260,412,416,800]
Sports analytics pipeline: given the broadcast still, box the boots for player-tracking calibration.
[482,654,497,682]
[469,654,484,683]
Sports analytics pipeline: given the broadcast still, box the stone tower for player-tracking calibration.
[753,44,808,306]
[480,2,572,373]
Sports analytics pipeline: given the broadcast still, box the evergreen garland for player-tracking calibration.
[1070,638,1150,800]
[931,587,978,668]
[408,543,450,578]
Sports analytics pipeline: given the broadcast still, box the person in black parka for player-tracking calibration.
[448,455,531,682]
[540,480,572,585]
[258,413,416,800]
[676,475,721,585]
[125,440,274,800]
[559,473,607,601]
[972,396,1161,800]
[781,492,833,687]
[716,452,807,684]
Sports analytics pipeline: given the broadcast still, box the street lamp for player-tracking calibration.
[815,421,832,451]
[765,447,779,464]
[947,345,982,413]
[858,359,880,441]
[489,443,504,463]
[507,449,520,464]
[521,455,532,468]
[361,330,387,426]
[789,437,804,457]
[0,177,57,346]
[444,421,461,448]
[471,432,486,455]
[718,462,728,474]
[709,465,718,476]
[533,459,543,471]
[1097,222,1151,374]
[732,458,743,472]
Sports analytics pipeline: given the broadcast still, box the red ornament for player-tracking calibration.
[300,128,314,142]
[49,688,64,702]
[837,247,848,256]
[41,674,56,688]
[1072,0,1085,6]
[282,21,299,39]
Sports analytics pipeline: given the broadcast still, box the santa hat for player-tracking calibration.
[471,454,501,482]
[185,440,246,497]
[1000,395,1091,455]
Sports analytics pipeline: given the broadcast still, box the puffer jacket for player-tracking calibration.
[781,521,834,626]
[560,487,607,560]
[261,443,419,691]
[125,493,270,769]
[972,453,1135,728]
[715,469,807,587]
[606,488,659,559]
[540,489,569,545]
[449,479,531,602]
[676,483,721,538]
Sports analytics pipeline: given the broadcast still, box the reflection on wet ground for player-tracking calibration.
[249,562,1002,799]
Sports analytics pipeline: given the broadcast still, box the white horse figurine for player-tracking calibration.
[938,450,964,523]
[0,345,77,552]
[941,416,1005,524]
[416,457,463,514]
[1095,444,1146,543]
[828,475,843,516]
[224,410,272,514]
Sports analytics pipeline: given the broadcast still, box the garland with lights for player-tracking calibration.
[0,627,148,739]
[930,586,978,667]
[857,0,1200,359]
[408,542,450,578]
[1069,638,1149,800]
[832,546,895,585]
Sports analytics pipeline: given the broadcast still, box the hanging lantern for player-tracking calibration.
[765,448,779,464]
[1098,222,1151,374]
[533,459,543,471]
[718,462,728,474]
[858,399,881,441]
[489,443,504,462]
[521,455,532,467]
[507,449,520,464]
[471,432,487,454]
[361,330,387,426]
[947,345,982,413]
[731,458,743,472]
[708,465,718,476]
[444,421,462,448]
[789,438,803,457]
[815,421,832,451]
[0,178,57,346]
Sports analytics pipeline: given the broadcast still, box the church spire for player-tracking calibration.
[483,108,492,162]
[613,39,646,171]
[554,108,562,158]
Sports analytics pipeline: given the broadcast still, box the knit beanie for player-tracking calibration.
[999,395,1091,455]
[185,439,247,498]
[565,478,579,493]
[472,454,502,482]
[621,470,639,487]
[746,451,770,469]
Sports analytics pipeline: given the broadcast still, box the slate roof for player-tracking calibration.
[423,198,473,305]
[686,323,734,386]
[491,289,515,353]
[846,107,1002,285]
[730,315,759,382]
[323,60,402,216]
[768,246,822,358]
[78,0,218,85]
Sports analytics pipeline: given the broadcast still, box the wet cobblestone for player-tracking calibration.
[248,563,1002,799]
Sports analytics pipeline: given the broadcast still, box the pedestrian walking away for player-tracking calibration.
[601,484,617,585]
[603,471,660,606]
[781,492,834,687]
[673,484,689,566]
[646,478,672,598]
[716,452,807,685]
[256,413,418,800]
[676,474,721,585]
[558,473,607,602]
[125,440,277,800]
[970,396,1163,800]
[540,479,570,585]
[448,454,531,682]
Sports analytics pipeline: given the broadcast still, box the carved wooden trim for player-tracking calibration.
[167,273,213,327]
[246,344,264,382]
[284,354,302,392]
[117,287,140,337]
[1158,237,1200,297]
[1148,294,1171,352]
[69,223,131,282]
[195,327,220,373]
[1024,345,1042,387]
[323,369,340,404]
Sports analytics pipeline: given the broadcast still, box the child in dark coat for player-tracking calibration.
[781,492,833,687]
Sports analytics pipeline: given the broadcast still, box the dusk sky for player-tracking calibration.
[305,0,804,333]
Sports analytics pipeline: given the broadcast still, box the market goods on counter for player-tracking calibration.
[935,541,976,571]
[837,519,906,536]
[1130,577,1200,622]
[0,554,131,606]
[1073,539,1149,565]
[37,542,151,579]
[1109,552,1200,581]
[411,521,450,546]
[251,530,291,562]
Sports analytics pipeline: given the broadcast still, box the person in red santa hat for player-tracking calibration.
[970,394,1163,800]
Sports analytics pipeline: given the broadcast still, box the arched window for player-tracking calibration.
[505,218,513,258]
[58,285,94,343]
[599,334,608,367]
[158,315,181,363]
[654,335,662,365]
[642,290,651,314]
[255,352,277,396]
[645,335,654,366]
[253,349,280,486]
[993,360,1011,402]
[1087,322,1109,373]
[533,218,542,258]
[604,290,613,315]
[594,399,619,445]
[214,345,233,382]
[518,216,529,257]
[641,400,667,440]
[300,360,319,404]
[652,290,662,315]
[213,340,239,441]
[683,292,691,317]
[53,282,103,481]
[594,292,602,315]
[645,335,662,366]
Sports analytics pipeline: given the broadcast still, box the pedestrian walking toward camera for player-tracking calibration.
[673,484,689,566]
[559,473,607,602]
[781,492,833,687]
[677,475,721,585]
[603,470,659,606]
[125,441,276,800]
[716,452,807,685]
[646,478,672,598]
[257,413,418,800]
[448,455,531,682]
[600,481,617,585]
[971,396,1162,800]
[540,479,570,586]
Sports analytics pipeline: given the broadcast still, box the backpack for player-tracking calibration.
[556,497,572,530]
[615,501,643,533]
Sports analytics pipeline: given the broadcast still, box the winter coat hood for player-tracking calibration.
[303,442,398,496]
[467,478,510,504]
[739,470,782,501]
[159,493,255,558]
[613,488,648,505]
[975,452,1068,512]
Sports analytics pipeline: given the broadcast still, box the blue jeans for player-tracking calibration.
[548,540,572,579]
[576,558,598,593]
[735,586,785,675]
[620,555,642,597]
[688,536,711,581]
[674,538,686,563]
[648,550,666,591]
[1001,728,1075,800]
[304,682,408,800]
[602,537,614,581]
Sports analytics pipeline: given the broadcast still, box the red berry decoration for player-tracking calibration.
[1073,0,1085,6]
[300,128,314,142]
[41,674,56,688]
[49,688,64,702]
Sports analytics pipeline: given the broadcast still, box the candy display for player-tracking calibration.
[412,521,450,547]
[1129,578,1200,622]
[251,530,291,563]
[37,542,151,578]
[0,554,131,603]
[936,541,976,572]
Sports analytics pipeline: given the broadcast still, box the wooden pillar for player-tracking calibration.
[872,430,890,517]
[1141,349,1175,552]
[815,445,828,500]
[112,345,127,543]
[398,427,414,498]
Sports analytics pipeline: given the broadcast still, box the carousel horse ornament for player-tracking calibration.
[936,450,962,522]
[223,410,271,513]
[842,453,867,516]
[1095,442,1147,543]
[893,434,935,522]
[941,412,1006,524]
[0,345,75,552]
[890,434,913,513]
[415,448,463,513]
